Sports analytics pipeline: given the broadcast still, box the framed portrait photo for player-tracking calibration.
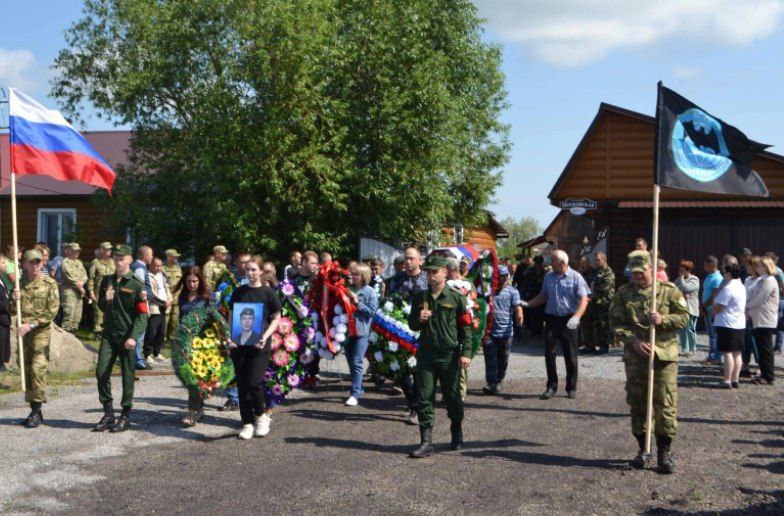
[232,302,265,347]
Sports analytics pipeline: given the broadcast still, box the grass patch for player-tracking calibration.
[0,368,95,398]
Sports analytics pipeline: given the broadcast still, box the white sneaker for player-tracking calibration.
[154,354,167,363]
[254,414,271,437]
[345,396,358,407]
[145,357,156,368]
[238,424,254,440]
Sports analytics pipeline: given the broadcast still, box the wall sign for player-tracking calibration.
[559,198,597,216]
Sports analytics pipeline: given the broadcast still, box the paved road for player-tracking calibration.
[1,337,782,514]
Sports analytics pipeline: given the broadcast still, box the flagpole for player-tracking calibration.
[644,187,661,455]
[10,172,26,394]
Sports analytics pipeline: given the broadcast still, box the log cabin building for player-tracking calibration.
[0,131,130,255]
[534,102,784,276]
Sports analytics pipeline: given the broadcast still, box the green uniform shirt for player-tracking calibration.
[609,280,689,362]
[592,266,616,306]
[408,286,473,359]
[15,275,60,326]
[162,263,183,297]
[61,257,88,291]
[88,258,115,297]
[98,272,149,341]
[203,259,228,291]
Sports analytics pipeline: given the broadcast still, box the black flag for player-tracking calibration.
[655,82,770,197]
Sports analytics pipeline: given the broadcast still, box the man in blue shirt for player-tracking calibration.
[130,246,154,370]
[700,255,723,364]
[523,250,590,399]
[482,266,523,395]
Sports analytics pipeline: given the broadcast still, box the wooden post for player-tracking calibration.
[644,184,661,454]
[10,171,25,392]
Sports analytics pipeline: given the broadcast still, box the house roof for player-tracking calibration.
[484,211,509,239]
[0,131,132,196]
[547,102,784,203]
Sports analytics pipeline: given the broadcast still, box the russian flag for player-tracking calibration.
[9,88,116,192]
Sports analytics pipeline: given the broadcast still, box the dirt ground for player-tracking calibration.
[7,361,783,515]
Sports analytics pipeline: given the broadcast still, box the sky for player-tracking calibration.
[2,0,783,230]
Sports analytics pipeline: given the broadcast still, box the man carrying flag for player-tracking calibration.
[621,82,771,472]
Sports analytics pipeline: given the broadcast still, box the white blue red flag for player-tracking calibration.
[8,88,116,192]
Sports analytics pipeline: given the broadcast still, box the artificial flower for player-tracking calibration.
[287,373,300,388]
[403,304,412,315]
[281,282,295,297]
[389,360,400,372]
[374,351,384,362]
[334,304,344,315]
[298,305,310,317]
[283,334,300,352]
[269,333,283,350]
[407,356,417,368]
[334,333,346,343]
[305,327,315,342]
[272,349,291,367]
[383,301,394,313]
[387,341,399,352]
[278,317,294,335]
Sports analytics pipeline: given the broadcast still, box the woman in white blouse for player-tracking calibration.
[746,256,779,385]
[712,264,747,389]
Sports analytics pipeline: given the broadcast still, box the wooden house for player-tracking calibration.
[440,211,509,250]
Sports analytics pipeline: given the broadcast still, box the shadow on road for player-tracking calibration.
[461,448,628,470]
[285,436,543,455]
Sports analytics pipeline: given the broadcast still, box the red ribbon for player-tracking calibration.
[308,262,357,353]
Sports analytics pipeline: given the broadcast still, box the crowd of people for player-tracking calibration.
[1,236,779,469]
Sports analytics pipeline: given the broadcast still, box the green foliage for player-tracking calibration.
[53,0,509,260]
[496,216,541,260]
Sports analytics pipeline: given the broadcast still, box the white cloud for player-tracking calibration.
[0,48,37,91]
[673,65,703,81]
[476,0,784,67]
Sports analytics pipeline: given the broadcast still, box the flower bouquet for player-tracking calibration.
[214,270,238,317]
[369,294,419,380]
[266,279,319,406]
[306,261,356,360]
[466,248,500,356]
[171,304,235,397]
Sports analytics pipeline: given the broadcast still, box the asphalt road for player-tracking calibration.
[2,338,783,514]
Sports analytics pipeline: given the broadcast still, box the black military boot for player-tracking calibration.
[656,435,675,474]
[22,403,43,428]
[409,427,433,458]
[93,405,116,432]
[450,421,464,451]
[110,410,132,433]
[630,433,650,469]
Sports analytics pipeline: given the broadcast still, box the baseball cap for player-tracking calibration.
[68,243,81,251]
[100,242,112,250]
[165,249,181,257]
[628,250,651,273]
[498,265,509,275]
[213,245,228,254]
[24,249,42,262]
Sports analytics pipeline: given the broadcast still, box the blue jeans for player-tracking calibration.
[776,300,784,351]
[134,332,146,367]
[484,336,512,386]
[344,335,369,398]
[679,315,698,353]
[225,386,239,404]
[703,315,721,361]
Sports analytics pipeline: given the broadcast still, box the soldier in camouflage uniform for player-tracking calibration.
[591,252,616,354]
[60,243,88,332]
[12,249,60,428]
[203,245,229,292]
[163,249,183,341]
[577,256,596,352]
[87,242,114,335]
[609,250,688,474]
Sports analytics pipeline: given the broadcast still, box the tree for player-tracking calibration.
[495,216,540,260]
[53,0,509,261]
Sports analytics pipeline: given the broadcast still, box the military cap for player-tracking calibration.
[423,254,448,271]
[445,257,461,269]
[165,248,181,257]
[114,244,133,256]
[628,250,651,273]
[24,249,42,262]
[498,265,509,276]
[239,307,255,317]
[100,241,113,250]
[213,245,228,254]
[68,243,81,251]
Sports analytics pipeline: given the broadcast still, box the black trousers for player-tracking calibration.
[753,327,776,383]
[544,314,579,392]
[231,347,271,424]
[525,306,545,335]
[399,372,418,411]
[0,323,10,364]
[143,314,166,357]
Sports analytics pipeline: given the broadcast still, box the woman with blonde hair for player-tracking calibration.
[747,256,779,385]
[344,263,378,407]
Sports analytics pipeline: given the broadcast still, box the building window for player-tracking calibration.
[37,209,77,252]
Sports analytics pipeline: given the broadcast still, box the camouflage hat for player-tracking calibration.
[68,242,81,251]
[445,257,461,269]
[165,248,181,257]
[24,249,42,262]
[100,241,113,250]
[114,244,133,256]
[628,250,651,273]
[213,245,228,254]
[239,307,255,317]
[423,254,448,271]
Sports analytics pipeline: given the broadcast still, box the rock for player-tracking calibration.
[8,324,97,373]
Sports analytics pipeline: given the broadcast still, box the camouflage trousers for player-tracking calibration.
[61,289,83,332]
[165,305,179,342]
[580,304,596,348]
[93,303,104,333]
[592,304,614,348]
[20,327,51,404]
[624,353,678,437]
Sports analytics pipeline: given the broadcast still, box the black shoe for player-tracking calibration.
[630,433,650,469]
[219,399,239,412]
[489,384,500,395]
[410,428,433,458]
[135,362,151,371]
[450,422,464,451]
[566,390,577,399]
[109,415,131,433]
[405,410,419,426]
[22,410,43,428]
[540,388,555,400]
[93,413,116,432]
[656,435,675,474]
[731,381,740,389]
[482,385,493,394]
[597,347,609,354]
[739,368,752,378]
